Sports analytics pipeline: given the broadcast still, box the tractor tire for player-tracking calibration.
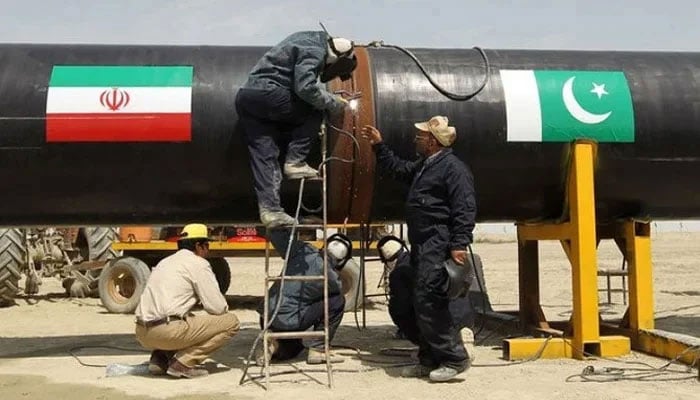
[77,227,122,295]
[79,227,121,261]
[98,257,150,314]
[208,257,231,295]
[0,229,25,307]
[339,258,364,312]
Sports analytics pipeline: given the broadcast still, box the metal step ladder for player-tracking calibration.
[241,118,335,389]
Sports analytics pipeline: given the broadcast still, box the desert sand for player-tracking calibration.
[0,231,698,400]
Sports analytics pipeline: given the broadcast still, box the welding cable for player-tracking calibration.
[473,318,511,346]
[307,119,365,329]
[241,116,363,384]
[330,344,415,368]
[467,336,555,368]
[301,123,360,214]
[560,339,699,382]
[352,233,368,331]
[319,123,361,167]
[467,243,489,339]
[68,345,146,368]
[366,41,490,102]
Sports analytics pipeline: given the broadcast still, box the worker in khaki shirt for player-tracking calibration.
[135,223,239,378]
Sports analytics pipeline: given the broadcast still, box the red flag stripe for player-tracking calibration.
[46,113,191,142]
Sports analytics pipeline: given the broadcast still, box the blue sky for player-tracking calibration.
[0,0,697,50]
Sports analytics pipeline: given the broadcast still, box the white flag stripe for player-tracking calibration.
[46,87,192,114]
[500,70,542,142]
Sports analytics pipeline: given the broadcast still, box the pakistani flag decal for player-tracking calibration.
[500,70,635,142]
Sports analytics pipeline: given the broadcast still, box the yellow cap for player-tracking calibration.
[178,223,211,241]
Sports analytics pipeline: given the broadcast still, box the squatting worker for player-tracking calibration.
[134,223,239,379]
[378,235,476,363]
[362,116,477,382]
[256,228,350,365]
[235,30,358,228]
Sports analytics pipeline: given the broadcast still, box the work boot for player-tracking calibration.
[254,338,279,366]
[148,350,172,376]
[400,364,432,378]
[306,348,345,365]
[260,210,296,228]
[283,162,319,179]
[429,365,465,382]
[166,359,209,379]
[461,327,476,362]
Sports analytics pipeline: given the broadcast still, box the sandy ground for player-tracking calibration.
[0,231,698,400]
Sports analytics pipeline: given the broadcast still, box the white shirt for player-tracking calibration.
[135,249,228,321]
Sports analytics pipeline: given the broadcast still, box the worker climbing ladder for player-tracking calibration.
[241,117,336,389]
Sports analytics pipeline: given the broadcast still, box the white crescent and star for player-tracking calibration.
[562,77,612,124]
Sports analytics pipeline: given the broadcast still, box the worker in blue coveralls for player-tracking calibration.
[256,228,350,365]
[235,31,357,227]
[362,116,477,382]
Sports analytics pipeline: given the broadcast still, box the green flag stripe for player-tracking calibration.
[533,70,635,143]
[49,66,193,87]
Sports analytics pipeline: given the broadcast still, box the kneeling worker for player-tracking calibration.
[378,235,476,362]
[135,224,240,378]
[257,228,350,365]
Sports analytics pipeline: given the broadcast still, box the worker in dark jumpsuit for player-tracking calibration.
[362,116,476,382]
[256,229,350,365]
[378,235,474,343]
[235,31,357,228]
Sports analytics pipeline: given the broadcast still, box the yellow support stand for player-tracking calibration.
[505,140,636,360]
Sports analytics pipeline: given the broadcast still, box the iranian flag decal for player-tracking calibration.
[46,66,193,142]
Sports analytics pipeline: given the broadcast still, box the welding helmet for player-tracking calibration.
[377,235,408,272]
[377,235,406,263]
[326,233,352,269]
[444,258,474,299]
[321,37,357,82]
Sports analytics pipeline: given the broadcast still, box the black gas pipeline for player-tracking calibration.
[365,40,490,101]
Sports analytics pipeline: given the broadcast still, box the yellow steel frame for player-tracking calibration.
[508,141,699,365]
[506,140,638,360]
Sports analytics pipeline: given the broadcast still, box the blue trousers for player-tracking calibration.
[259,293,345,361]
[235,85,323,212]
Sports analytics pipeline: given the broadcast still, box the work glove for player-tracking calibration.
[329,95,349,116]
[335,95,349,108]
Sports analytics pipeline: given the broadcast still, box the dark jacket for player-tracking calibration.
[261,229,342,330]
[242,31,342,113]
[374,143,476,249]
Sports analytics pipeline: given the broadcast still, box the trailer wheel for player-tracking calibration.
[99,257,150,314]
[208,257,231,294]
[0,229,25,307]
[339,258,364,312]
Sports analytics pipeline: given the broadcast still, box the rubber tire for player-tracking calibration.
[0,229,25,307]
[208,257,231,295]
[98,257,150,314]
[339,258,364,312]
[79,227,122,261]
